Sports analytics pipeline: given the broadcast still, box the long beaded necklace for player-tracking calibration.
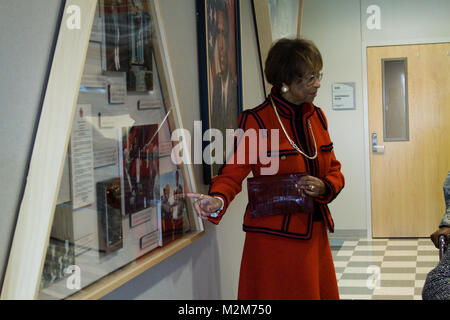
[269,95,318,160]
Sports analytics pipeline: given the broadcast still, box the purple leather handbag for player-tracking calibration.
[247,173,314,218]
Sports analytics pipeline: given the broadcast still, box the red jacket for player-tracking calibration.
[208,91,345,240]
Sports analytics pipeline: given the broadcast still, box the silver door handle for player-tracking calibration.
[372,133,385,153]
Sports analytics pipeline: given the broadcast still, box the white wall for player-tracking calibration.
[361,0,450,46]
[302,0,450,234]
[302,0,367,231]
[0,0,63,287]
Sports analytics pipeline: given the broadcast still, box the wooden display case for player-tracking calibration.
[1,0,204,300]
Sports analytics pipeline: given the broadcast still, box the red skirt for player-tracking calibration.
[238,221,339,300]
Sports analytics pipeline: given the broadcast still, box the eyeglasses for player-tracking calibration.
[298,72,323,87]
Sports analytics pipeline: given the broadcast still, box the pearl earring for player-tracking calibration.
[281,85,289,93]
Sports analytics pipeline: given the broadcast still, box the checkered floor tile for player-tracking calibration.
[330,238,440,300]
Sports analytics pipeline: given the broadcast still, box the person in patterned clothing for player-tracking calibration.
[430,171,450,248]
[422,172,450,300]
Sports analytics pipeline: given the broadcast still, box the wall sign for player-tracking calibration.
[332,82,356,110]
[366,4,381,30]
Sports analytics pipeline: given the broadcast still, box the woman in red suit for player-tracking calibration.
[188,38,345,300]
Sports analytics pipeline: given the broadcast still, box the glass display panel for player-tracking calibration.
[37,0,200,299]
[382,58,409,141]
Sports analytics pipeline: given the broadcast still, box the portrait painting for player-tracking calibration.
[197,0,242,183]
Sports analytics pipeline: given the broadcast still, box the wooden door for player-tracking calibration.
[368,43,450,237]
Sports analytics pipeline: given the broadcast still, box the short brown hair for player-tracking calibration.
[264,38,323,88]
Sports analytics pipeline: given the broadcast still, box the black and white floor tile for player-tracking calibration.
[330,238,439,300]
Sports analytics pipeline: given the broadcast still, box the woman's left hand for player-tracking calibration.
[296,175,326,198]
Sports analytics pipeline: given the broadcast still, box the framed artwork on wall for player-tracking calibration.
[196,0,243,184]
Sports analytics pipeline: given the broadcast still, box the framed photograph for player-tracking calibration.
[96,178,123,254]
[103,0,130,73]
[103,0,154,92]
[160,169,191,245]
[119,124,160,217]
[197,0,243,184]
